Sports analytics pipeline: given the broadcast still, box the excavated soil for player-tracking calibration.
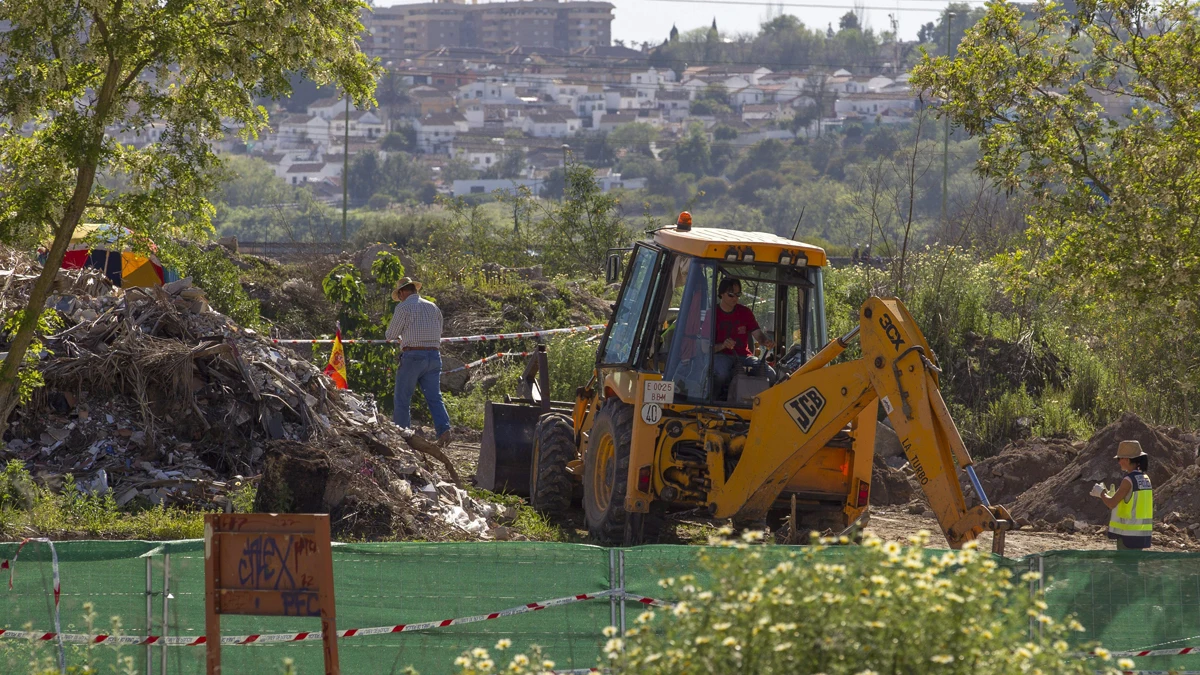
[1157,463,1200,527]
[1011,413,1198,525]
[871,454,913,506]
[967,438,1080,506]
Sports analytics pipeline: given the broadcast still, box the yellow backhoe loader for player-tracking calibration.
[479,216,1014,552]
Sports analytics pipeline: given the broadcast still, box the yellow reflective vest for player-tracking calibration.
[1108,471,1153,549]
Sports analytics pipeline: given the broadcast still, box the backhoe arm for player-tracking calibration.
[712,296,1013,551]
[859,298,1013,551]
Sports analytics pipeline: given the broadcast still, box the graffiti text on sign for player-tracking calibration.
[237,535,306,591]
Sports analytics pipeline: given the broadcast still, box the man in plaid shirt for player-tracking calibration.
[386,276,452,444]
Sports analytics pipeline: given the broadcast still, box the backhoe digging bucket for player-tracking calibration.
[478,401,542,497]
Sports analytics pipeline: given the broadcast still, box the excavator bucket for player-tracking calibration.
[477,401,541,497]
[477,348,562,497]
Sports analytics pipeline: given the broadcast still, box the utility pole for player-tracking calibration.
[341,95,350,243]
[942,10,955,223]
[561,143,570,202]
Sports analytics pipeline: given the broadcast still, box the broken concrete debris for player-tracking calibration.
[0,249,507,541]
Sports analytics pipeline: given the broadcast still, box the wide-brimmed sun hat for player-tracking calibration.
[391,276,422,301]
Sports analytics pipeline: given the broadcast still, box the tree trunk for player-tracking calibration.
[0,162,99,425]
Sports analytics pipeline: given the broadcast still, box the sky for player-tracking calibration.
[372,0,980,47]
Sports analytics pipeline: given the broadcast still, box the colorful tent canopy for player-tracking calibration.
[58,224,166,288]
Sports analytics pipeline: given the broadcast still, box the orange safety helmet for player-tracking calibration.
[676,211,692,231]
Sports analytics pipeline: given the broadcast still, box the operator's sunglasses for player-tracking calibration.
[725,291,741,297]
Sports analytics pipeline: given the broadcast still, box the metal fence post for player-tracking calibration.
[609,549,617,629]
[146,557,154,675]
[1038,554,1045,640]
[618,549,626,635]
[1028,554,1038,640]
[161,553,170,674]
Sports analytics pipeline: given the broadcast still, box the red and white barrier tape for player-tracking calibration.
[442,351,531,375]
[0,588,673,647]
[270,324,606,346]
[1085,647,1200,659]
[2,538,65,670]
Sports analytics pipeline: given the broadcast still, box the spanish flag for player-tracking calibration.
[324,328,348,389]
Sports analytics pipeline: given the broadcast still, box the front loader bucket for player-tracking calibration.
[477,401,542,496]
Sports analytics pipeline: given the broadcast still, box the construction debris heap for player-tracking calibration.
[1,246,504,540]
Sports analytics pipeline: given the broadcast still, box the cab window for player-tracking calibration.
[600,245,662,366]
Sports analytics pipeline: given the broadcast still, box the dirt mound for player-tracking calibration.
[1,251,504,541]
[872,455,914,506]
[1011,413,1198,525]
[966,438,1079,505]
[1157,464,1200,527]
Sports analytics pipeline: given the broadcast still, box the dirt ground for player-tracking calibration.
[440,437,1198,555]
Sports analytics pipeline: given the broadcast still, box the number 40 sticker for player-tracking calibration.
[641,403,662,424]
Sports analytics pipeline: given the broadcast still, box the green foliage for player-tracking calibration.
[913,0,1200,423]
[2,309,59,404]
[322,263,369,327]
[545,333,597,402]
[382,126,417,152]
[0,0,377,415]
[172,245,262,328]
[7,602,140,674]
[450,532,1116,675]
[371,250,406,290]
[0,462,204,540]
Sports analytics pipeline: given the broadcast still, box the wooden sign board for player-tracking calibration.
[204,514,339,674]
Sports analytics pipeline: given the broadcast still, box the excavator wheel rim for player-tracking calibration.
[591,433,616,514]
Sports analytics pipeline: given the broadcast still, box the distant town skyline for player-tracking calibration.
[371,0,982,49]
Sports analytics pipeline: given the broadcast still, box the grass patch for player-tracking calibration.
[0,460,244,541]
[467,487,573,542]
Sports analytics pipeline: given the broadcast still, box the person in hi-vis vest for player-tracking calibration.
[1092,440,1153,550]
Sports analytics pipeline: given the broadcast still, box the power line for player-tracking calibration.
[648,0,983,11]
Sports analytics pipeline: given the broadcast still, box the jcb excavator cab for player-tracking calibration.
[481,214,1013,550]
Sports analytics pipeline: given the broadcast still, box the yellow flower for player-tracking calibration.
[455,656,471,667]
[774,642,793,652]
[602,625,618,637]
[722,637,738,647]
[541,660,555,669]
[495,639,512,651]
[472,648,490,659]
[1117,658,1134,669]
[510,654,529,667]
[636,611,655,624]
[672,601,690,617]
[694,635,711,645]
[477,659,495,671]
[931,655,954,664]
[604,638,625,654]
[1094,647,1110,660]
[713,622,732,631]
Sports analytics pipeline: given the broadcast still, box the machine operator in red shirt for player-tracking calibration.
[713,277,775,393]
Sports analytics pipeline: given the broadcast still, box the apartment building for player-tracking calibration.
[361,0,614,57]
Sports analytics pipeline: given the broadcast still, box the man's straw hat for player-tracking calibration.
[1114,439,1147,459]
[391,276,422,301]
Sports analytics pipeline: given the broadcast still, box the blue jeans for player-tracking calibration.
[713,353,758,389]
[393,350,451,436]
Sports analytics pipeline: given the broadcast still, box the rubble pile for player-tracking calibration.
[1,252,504,540]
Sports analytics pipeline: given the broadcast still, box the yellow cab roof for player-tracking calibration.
[652,227,827,267]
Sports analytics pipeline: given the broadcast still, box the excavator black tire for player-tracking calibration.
[529,413,577,516]
[583,398,633,544]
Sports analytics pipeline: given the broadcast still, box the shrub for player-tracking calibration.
[173,245,262,328]
[446,531,1117,675]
